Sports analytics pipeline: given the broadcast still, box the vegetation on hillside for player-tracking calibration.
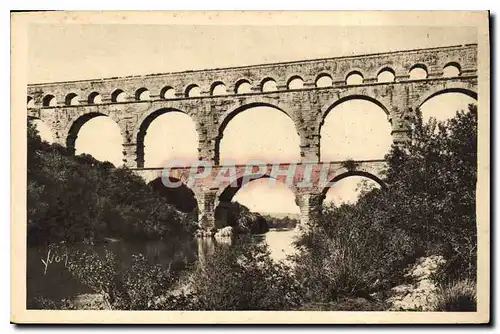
[27,121,197,246]
[215,202,269,234]
[262,214,299,229]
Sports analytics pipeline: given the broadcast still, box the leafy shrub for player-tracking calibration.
[299,297,388,311]
[29,295,77,310]
[433,279,477,312]
[293,105,477,306]
[67,247,181,310]
[215,202,269,234]
[186,237,303,310]
[294,200,419,304]
[382,106,478,283]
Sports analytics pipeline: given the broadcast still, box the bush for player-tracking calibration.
[66,247,181,310]
[293,200,419,304]
[293,105,477,306]
[215,202,269,234]
[299,297,388,311]
[433,279,477,312]
[186,237,303,310]
[29,295,77,310]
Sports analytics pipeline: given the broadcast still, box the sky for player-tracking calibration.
[29,23,478,214]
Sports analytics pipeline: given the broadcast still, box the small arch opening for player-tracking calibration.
[111,89,127,102]
[88,92,102,104]
[261,78,278,92]
[186,84,201,98]
[287,76,304,90]
[160,86,176,99]
[443,62,461,77]
[65,93,79,106]
[346,71,364,85]
[42,95,56,107]
[235,79,252,94]
[135,87,151,101]
[211,82,228,96]
[316,73,333,88]
[377,68,395,83]
[409,64,428,80]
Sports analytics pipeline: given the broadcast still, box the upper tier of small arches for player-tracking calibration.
[28,56,470,109]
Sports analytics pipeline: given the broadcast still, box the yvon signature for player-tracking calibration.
[41,249,69,275]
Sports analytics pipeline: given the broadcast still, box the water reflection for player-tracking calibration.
[27,237,198,307]
[27,229,298,308]
[198,228,298,263]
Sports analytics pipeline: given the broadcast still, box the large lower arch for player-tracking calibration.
[135,108,199,168]
[415,84,477,111]
[66,113,123,166]
[320,94,390,124]
[215,102,301,165]
[321,171,386,207]
[319,95,392,161]
[215,175,299,229]
[416,86,477,123]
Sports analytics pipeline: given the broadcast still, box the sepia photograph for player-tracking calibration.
[10,11,490,324]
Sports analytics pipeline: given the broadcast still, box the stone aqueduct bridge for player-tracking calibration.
[27,44,478,230]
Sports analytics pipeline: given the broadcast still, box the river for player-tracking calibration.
[262,228,299,262]
[26,228,298,308]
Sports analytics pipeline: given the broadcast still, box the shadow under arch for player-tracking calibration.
[416,87,478,110]
[214,102,300,165]
[136,107,198,168]
[148,176,198,214]
[320,170,387,204]
[66,112,111,155]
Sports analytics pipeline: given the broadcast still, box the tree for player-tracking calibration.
[294,104,478,305]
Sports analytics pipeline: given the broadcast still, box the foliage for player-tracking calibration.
[66,247,181,310]
[299,297,389,311]
[433,279,477,312]
[27,121,197,246]
[294,105,477,306]
[216,202,269,234]
[384,105,478,282]
[294,199,418,303]
[29,295,78,310]
[186,237,303,310]
[263,214,298,229]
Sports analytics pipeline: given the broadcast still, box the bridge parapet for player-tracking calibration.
[27,44,476,109]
